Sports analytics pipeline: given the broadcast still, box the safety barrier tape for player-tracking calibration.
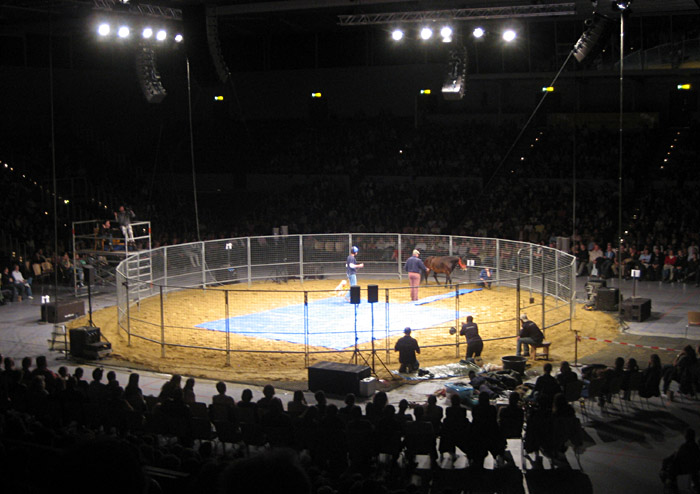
[576,335,681,353]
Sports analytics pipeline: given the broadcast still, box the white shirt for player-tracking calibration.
[11,270,26,283]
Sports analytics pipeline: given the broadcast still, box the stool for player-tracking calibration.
[530,341,551,361]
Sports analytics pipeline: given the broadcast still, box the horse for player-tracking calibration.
[422,256,467,285]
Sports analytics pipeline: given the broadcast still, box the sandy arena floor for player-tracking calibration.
[73,279,619,383]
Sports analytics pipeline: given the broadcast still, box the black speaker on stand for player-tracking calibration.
[350,285,361,304]
[367,284,378,303]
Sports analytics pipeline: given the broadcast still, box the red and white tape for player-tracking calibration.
[576,335,680,353]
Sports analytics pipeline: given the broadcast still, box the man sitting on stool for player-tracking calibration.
[516,314,544,357]
[395,327,420,374]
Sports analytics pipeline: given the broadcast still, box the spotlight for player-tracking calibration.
[420,27,433,40]
[503,29,516,42]
[473,27,485,38]
[117,26,130,38]
[142,27,153,39]
[391,29,404,41]
[97,23,110,36]
[612,0,633,10]
[174,34,183,43]
[440,26,453,42]
[156,29,167,41]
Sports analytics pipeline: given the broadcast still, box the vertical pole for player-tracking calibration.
[397,234,402,280]
[159,285,165,358]
[496,239,501,285]
[201,241,206,288]
[304,291,309,368]
[574,331,579,368]
[541,271,546,336]
[371,302,376,373]
[299,235,304,284]
[163,247,168,299]
[455,283,460,359]
[246,237,252,286]
[225,290,230,367]
[516,278,521,337]
[448,235,453,256]
[555,253,560,301]
[125,281,131,347]
[385,288,390,364]
[618,11,625,320]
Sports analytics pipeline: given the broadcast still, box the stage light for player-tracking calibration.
[142,27,153,39]
[503,29,516,42]
[174,34,183,43]
[420,89,431,94]
[156,29,167,41]
[678,84,692,90]
[473,27,485,38]
[311,92,322,98]
[542,86,555,92]
[391,29,404,41]
[440,26,453,43]
[117,26,130,38]
[214,96,224,101]
[420,27,433,40]
[98,23,110,36]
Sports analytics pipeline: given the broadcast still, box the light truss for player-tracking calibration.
[92,0,182,21]
[337,3,576,26]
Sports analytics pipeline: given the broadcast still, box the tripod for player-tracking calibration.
[349,295,396,379]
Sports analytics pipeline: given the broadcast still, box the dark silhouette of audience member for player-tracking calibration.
[183,377,196,404]
[639,354,663,399]
[88,367,107,403]
[237,388,259,423]
[286,389,308,418]
[621,357,640,400]
[663,345,698,400]
[257,384,276,417]
[124,373,146,412]
[219,449,311,494]
[470,392,506,468]
[339,393,361,423]
[212,381,236,407]
[159,374,182,402]
[497,392,524,440]
[541,393,585,469]
[440,393,470,458]
[659,428,700,493]
[533,363,562,409]
[556,361,578,389]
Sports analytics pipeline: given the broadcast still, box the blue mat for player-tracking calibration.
[414,287,482,305]
[196,296,461,350]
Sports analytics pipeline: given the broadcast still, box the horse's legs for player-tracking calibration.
[432,272,439,285]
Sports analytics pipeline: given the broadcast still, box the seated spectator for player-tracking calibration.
[478,267,493,289]
[533,363,562,409]
[424,394,443,434]
[663,345,697,400]
[621,357,640,400]
[659,428,700,493]
[556,361,579,389]
[470,392,506,468]
[339,393,361,423]
[159,374,182,402]
[212,381,236,407]
[11,263,32,299]
[440,393,469,458]
[541,393,585,469]
[286,389,307,418]
[123,373,146,412]
[663,248,678,283]
[587,244,603,277]
[256,384,276,416]
[88,367,107,403]
[497,392,524,439]
[183,377,196,404]
[649,246,664,281]
[639,354,663,399]
[1,267,18,302]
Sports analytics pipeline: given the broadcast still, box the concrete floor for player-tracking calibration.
[1,275,699,493]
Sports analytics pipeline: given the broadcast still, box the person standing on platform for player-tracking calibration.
[344,246,364,302]
[114,205,136,248]
[460,315,483,359]
[395,327,420,373]
[405,249,429,301]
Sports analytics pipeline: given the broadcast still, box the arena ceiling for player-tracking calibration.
[1,0,698,34]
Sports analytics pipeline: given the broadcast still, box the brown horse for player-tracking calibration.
[422,256,467,285]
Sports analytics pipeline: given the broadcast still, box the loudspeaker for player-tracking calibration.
[350,285,361,304]
[41,300,85,323]
[596,287,619,311]
[573,13,614,63]
[308,361,371,396]
[367,284,378,303]
[83,264,94,286]
[70,326,112,359]
[622,297,652,322]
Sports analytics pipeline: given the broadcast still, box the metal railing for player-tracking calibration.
[115,234,576,369]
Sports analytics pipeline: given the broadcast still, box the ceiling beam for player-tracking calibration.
[337,3,577,26]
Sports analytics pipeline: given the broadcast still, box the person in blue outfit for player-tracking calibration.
[344,246,364,302]
[478,267,493,289]
[460,315,483,359]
